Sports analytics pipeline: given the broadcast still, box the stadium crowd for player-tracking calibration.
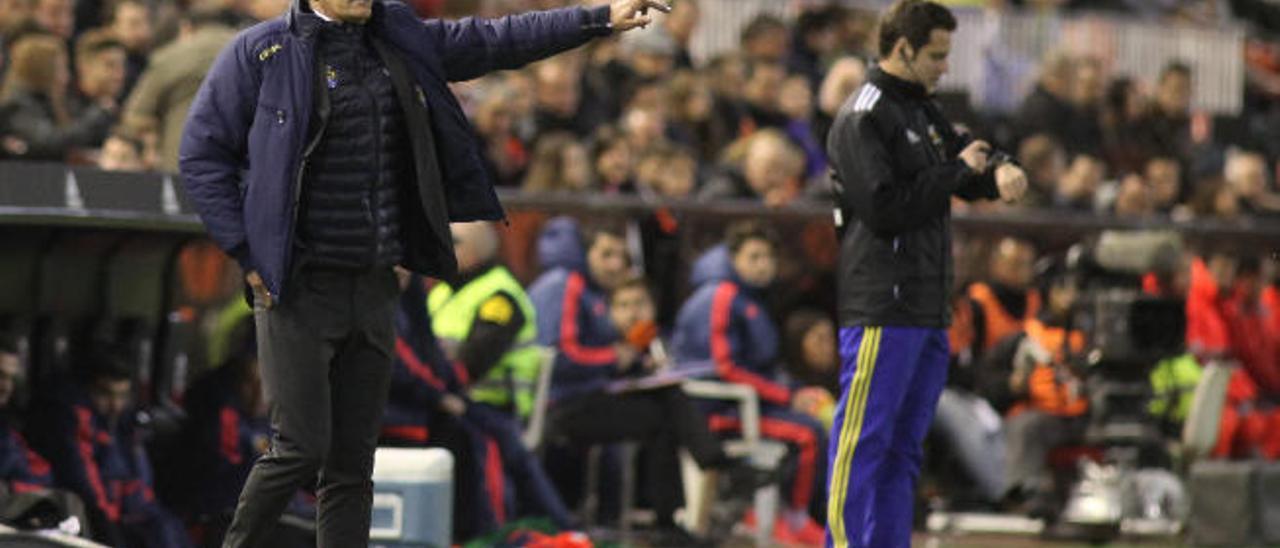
[0,0,1277,546]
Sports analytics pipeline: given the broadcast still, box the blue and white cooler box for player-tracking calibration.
[370,447,454,547]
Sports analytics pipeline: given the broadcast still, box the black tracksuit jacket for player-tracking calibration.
[828,67,1000,328]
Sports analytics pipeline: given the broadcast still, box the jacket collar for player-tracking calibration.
[288,0,384,39]
[869,66,930,101]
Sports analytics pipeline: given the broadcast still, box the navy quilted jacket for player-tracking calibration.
[180,0,611,299]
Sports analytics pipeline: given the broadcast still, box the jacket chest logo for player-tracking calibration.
[906,129,922,145]
[258,43,283,62]
[928,125,943,148]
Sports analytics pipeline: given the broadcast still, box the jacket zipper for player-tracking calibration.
[920,105,949,320]
[284,44,327,300]
[367,63,386,266]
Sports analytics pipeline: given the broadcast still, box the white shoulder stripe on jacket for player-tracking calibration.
[853,84,882,113]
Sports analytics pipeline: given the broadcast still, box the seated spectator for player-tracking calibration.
[531,59,594,139]
[180,318,312,546]
[1100,77,1150,174]
[0,334,51,496]
[1146,155,1186,216]
[739,14,788,64]
[1014,52,1075,147]
[36,348,191,547]
[1210,256,1280,459]
[739,61,789,132]
[385,261,573,539]
[98,130,145,171]
[0,33,116,162]
[1112,173,1156,218]
[521,132,591,194]
[965,238,1041,353]
[105,0,154,97]
[620,104,667,160]
[987,271,1088,513]
[473,81,529,187]
[704,53,749,144]
[1224,148,1280,217]
[624,25,677,83]
[68,29,126,148]
[665,70,732,165]
[588,126,636,194]
[777,73,828,182]
[531,222,745,543]
[430,222,544,420]
[782,308,838,398]
[672,222,826,544]
[32,0,71,39]
[1188,176,1243,220]
[787,6,842,90]
[1132,61,1193,165]
[0,333,89,536]
[1064,55,1105,157]
[1052,153,1105,211]
[120,7,238,172]
[1015,134,1067,209]
[635,143,697,201]
[936,238,1039,507]
[700,129,805,206]
[661,0,697,69]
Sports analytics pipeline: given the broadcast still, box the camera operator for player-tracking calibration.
[980,268,1087,512]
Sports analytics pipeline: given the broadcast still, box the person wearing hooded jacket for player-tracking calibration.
[672,221,827,545]
[178,0,670,544]
[383,266,573,539]
[528,218,743,542]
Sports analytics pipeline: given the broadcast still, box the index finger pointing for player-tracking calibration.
[643,0,673,13]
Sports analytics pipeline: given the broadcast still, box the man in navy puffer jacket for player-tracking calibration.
[179,0,668,545]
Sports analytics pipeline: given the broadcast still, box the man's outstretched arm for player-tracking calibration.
[425,0,670,82]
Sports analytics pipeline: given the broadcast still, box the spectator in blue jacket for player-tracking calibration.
[531,220,746,542]
[529,218,635,402]
[178,0,670,543]
[0,333,90,538]
[0,334,52,498]
[181,318,314,547]
[673,221,827,545]
[384,267,574,540]
[38,349,191,548]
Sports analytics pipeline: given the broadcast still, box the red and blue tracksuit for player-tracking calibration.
[42,394,191,548]
[528,217,622,403]
[182,366,314,533]
[383,275,572,536]
[672,245,826,515]
[0,415,52,494]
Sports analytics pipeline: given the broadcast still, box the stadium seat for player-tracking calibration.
[678,379,787,543]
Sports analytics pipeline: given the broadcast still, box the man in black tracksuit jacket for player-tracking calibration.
[821,2,1028,547]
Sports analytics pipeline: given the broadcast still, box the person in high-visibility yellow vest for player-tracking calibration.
[428,221,542,420]
[419,222,574,531]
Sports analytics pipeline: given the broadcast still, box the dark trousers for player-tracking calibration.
[1004,410,1087,497]
[547,386,726,524]
[224,264,398,548]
